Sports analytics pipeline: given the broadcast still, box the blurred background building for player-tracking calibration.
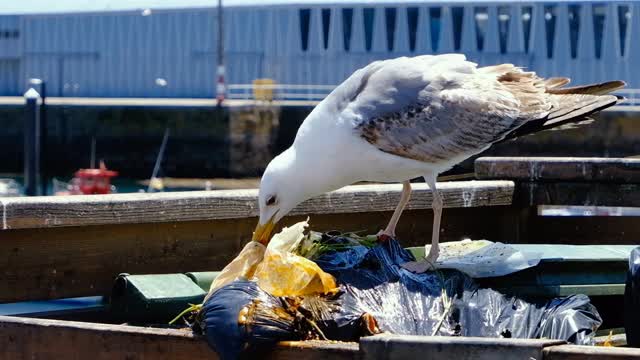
[1,0,638,99]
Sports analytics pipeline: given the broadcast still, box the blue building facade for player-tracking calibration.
[0,1,638,98]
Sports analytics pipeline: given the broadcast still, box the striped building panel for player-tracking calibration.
[0,1,637,98]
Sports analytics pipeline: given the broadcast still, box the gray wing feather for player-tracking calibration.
[333,55,621,166]
[340,55,543,165]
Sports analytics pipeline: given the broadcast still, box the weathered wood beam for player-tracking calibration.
[360,334,565,360]
[475,157,640,183]
[4,315,639,360]
[0,315,358,360]
[594,333,627,347]
[543,344,640,360]
[0,181,514,230]
[0,206,516,303]
[475,157,640,207]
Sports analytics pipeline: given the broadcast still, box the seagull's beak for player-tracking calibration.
[252,213,278,245]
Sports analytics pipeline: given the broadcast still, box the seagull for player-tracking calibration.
[252,54,624,273]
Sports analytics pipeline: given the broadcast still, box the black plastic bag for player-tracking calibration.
[200,280,297,360]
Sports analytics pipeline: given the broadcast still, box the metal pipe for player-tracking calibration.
[90,137,96,169]
[216,0,225,105]
[23,88,42,196]
[147,128,170,193]
[28,78,48,195]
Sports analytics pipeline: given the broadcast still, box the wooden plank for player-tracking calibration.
[594,333,627,347]
[0,206,516,303]
[360,334,565,360]
[475,157,640,182]
[514,182,640,207]
[0,315,358,360]
[543,344,640,359]
[0,181,514,230]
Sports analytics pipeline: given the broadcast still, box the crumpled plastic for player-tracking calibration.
[419,239,542,278]
[205,241,266,302]
[200,280,296,360]
[254,220,337,297]
[206,221,337,300]
[314,237,601,344]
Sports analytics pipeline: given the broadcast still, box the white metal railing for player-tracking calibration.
[226,84,335,101]
[227,83,640,106]
[617,89,640,107]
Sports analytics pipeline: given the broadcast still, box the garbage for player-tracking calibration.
[254,220,338,297]
[416,239,542,278]
[198,222,603,359]
[200,280,296,360]
[205,240,265,301]
[312,235,601,343]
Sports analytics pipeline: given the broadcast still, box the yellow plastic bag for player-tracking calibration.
[205,240,266,302]
[254,220,337,297]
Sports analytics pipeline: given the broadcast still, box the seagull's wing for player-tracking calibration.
[331,54,622,166]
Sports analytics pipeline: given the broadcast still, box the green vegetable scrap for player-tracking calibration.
[294,231,378,260]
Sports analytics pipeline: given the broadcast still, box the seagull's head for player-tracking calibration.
[252,148,311,244]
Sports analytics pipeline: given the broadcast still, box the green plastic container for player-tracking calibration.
[110,273,206,324]
[185,271,222,292]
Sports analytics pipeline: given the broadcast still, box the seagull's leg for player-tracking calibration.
[424,175,442,264]
[401,174,442,273]
[377,180,412,241]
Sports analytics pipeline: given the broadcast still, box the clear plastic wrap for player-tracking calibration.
[315,238,600,343]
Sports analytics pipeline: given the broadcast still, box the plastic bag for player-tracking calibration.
[254,220,337,297]
[200,280,296,360]
[418,239,542,278]
[205,241,265,302]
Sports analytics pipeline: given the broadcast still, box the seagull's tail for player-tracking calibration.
[504,80,626,140]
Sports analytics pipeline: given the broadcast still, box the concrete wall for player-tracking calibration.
[0,104,638,179]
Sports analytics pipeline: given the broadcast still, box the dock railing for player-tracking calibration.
[227,83,335,102]
[227,84,640,108]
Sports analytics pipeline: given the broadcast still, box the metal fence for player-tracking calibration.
[228,83,639,107]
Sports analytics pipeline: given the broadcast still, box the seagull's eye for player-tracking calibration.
[266,195,277,206]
